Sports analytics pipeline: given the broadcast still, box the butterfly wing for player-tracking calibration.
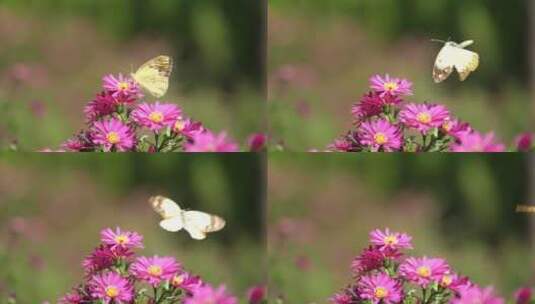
[452,48,479,81]
[182,210,226,240]
[149,196,184,232]
[132,55,173,98]
[433,45,456,83]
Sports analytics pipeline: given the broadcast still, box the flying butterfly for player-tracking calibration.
[131,55,173,98]
[432,40,479,83]
[149,195,226,240]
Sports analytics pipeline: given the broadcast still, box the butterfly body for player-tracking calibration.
[433,40,479,83]
[131,56,173,98]
[149,196,225,240]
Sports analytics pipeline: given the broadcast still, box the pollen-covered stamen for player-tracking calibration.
[105,285,119,298]
[441,275,453,287]
[417,112,432,124]
[172,274,185,286]
[148,265,163,277]
[114,234,130,245]
[384,82,399,92]
[173,120,185,132]
[384,235,399,246]
[149,111,164,123]
[374,286,389,299]
[374,132,388,145]
[106,132,121,144]
[417,266,431,278]
[117,82,130,91]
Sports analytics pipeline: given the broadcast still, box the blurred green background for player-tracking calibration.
[269,0,533,150]
[268,154,534,303]
[0,0,265,150]
[0,153,265,303]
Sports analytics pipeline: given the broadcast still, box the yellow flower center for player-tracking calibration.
[384,235,398,245]
[149,111,164,123]
[384,82,398,92]
[374,132,388,145]
[172,274,185,286]
[417,112,432,124]
[374,286,389,299]
[118,82,129,91]
[441,275,452,286]
[148,265,163,277]
[114,234,129,245]
[442,121,452,131]
[417,266,431,278]
[174,120,185,132]
[105,286,119,298]
[106,132,120,144]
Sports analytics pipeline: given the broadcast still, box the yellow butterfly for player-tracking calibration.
[433,40,479,83]
[131,56,173,98]
[149,195,226,240]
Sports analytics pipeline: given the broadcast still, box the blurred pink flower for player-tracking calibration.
[172,272,204,294]
[442,118,472,140]
[451,132,506,152]
[514,133,533,152]
[452,285,504,304]
[185,131,239,152]
[514,287,532,304]
[173,118,205,140]
[248,133,267,152]
[184,284,238,304]
[247,285,266,304]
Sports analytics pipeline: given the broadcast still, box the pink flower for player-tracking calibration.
[58,291,83,304]
[514,133,533,152]
[173,118,205,140]
[399,103,450,134]
[328,137,354,152]
[369,228,413,252]
[357,272,403,304]
[442,118,472,140]
[61,137,87,152]
[84,92,117,122]
[451,285,504,304]
[247,285,266,304]
[171,272,204,294]
[184,284,238,304]
[102,74,141,103]
[329,290,356,304]
[82,245,133,275]
[399,256,450,287]
[439,272,471,293]
[100,227,143,250]
[352,92,384,120]
[358,119,402,152]
[185,131,239,152]
[247,133,267,152]
[131,102,182,131]
[451,132,506,152]
[130,255,181,286]
[369,74,413,97]
[514,287,532,304]
[90,118,135,152]
[88,272,134,304]
[351,246,385,275]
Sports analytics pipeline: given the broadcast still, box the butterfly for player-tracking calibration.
[432,40,479,83]
[149,195,226,240]
[131,55,173,98]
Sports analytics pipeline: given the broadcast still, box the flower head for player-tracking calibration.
[399,103,450,134]
[100,227,143,250]
[357,272,403,304]
[451,132,506,152]
[399,256,450,287]
[330,289,357,304]
[130,255,181,286]
[90,118,135,152]
[439,272,471,293]
[102,74,141,103]
[185,131,239,152]
[84,92,117,122]
[247,285,266,304]
[369,74,412,97]
[88,271,134,304]
[131,102,182,131]
[451,285,504,304]
[352,92,384,120]
[358,119,402,152]
[172,272,204,294]
[247,133,267,152]
[61,137,88,152]
[369,228,413,252]
[58,290,83,304]
[514,287,532,304]
[351,246,385,275]
[184,284,238,304]
[173,118,205,140]
[442,118,472,140]
[514,133,533,152]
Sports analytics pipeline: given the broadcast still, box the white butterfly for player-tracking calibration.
[149,195,226,240]
[433,40,479,83]
[131,55,173,98]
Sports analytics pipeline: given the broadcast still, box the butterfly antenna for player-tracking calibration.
[430,39,446,44]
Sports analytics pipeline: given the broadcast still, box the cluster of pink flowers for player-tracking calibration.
[330,228,513,304]
[328,74,534,152]
[58,227,266,304]
[51,74,266,152]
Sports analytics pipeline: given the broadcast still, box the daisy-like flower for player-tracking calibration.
[102,74,141,103]
[369,228,413,252]
[247,285,266,304]
[84,92,117,122]
[357,272,403,304]
[61,137,87,152]
[399,256,450,287]
[399,103,450,134]
[442,118,472,140]
[100,227,143,250]
[88,272,134,304]
[329,289,356,304]
[173,118,205,140]
[185,131,239,152]
[90,118,135,152]
[369,74,413,97]
[351,246,385,275]
[58,290,83,304]
[328,137,354,152]
[352,92,384,120]
[358,119,402,152]
[451,285,504,304]
[514,287,532,304]
[82,245,134,275]
[514,133,533,152]
[130,255,181,286]
[450,131,506,152]
[171,272,204,293]
[439,272,471,293]
[131,102,182,132]
[247,133,267,152]
[184,284,238,304]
